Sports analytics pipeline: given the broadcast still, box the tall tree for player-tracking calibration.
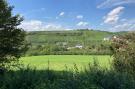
[0,0,28,69]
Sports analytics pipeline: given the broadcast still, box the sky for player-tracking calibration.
[8,0,135,32]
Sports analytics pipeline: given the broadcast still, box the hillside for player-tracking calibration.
[26,30,125,55]
[27,30,116,45]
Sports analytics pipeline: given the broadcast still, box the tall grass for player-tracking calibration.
[0,61,135,89]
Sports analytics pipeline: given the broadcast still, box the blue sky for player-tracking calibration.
[8,0,135,32]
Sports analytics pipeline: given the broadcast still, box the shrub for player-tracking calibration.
[1,62,135,89]
[111,32,135,74]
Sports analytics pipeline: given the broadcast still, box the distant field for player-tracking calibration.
[20,55,112,71]
[27,30,114,46]
[26,30,126,55]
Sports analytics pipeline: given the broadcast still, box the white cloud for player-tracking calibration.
[77,21,89,26]
[76,15,83,19]
[65,28,73,30]
[45,24,62,29]
[59,12,65,16]
[19,20,43,31]
[102,19,135,32]
[111,19,135,31]
[19,20,64,31]
[97,0,135,8]
[100,6,135,32]
[103,6,125,24]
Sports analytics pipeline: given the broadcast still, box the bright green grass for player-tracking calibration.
[20,55,112,71]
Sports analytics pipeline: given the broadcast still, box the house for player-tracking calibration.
[67,44,83,50]
[75,45,83,49]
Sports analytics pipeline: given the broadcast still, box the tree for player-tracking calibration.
[0,0,28,69]
[111,32,135,74]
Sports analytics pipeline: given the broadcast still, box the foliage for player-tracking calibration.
[111,32,135,74]
[25,30,126,56]
[0,0,28,69]
[0,63,135,89]
[26,30,113,56]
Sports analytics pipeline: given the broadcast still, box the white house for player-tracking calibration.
[67,45,83,50]
[75,45,83,49]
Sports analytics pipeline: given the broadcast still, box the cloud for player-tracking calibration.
[45,24,62,29]
[19,20,43,31]
[76,15,83,19]
[65,28,73,30]
[97,0,135,8]
[111,19,135,31]
[102,19,135,32]
[59,12,65,16]
[19,20,64,31]
[101,6,135,32]
[103,6,125,24]
[77,21,89,26]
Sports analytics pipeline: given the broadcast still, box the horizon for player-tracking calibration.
[26,28,128,33]
[8,0,135,32]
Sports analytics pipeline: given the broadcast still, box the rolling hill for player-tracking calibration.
[26,29,125,55]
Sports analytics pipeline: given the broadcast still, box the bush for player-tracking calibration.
[0,63,135,89]
[111,32,135,74]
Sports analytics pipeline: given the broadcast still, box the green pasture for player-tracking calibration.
[20,55,112,71]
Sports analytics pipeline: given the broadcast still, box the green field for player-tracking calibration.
[26,30,126,56]
[21,55,112,71]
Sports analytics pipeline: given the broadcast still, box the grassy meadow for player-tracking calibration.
[20,55,112,70]
[1,0,135,88]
